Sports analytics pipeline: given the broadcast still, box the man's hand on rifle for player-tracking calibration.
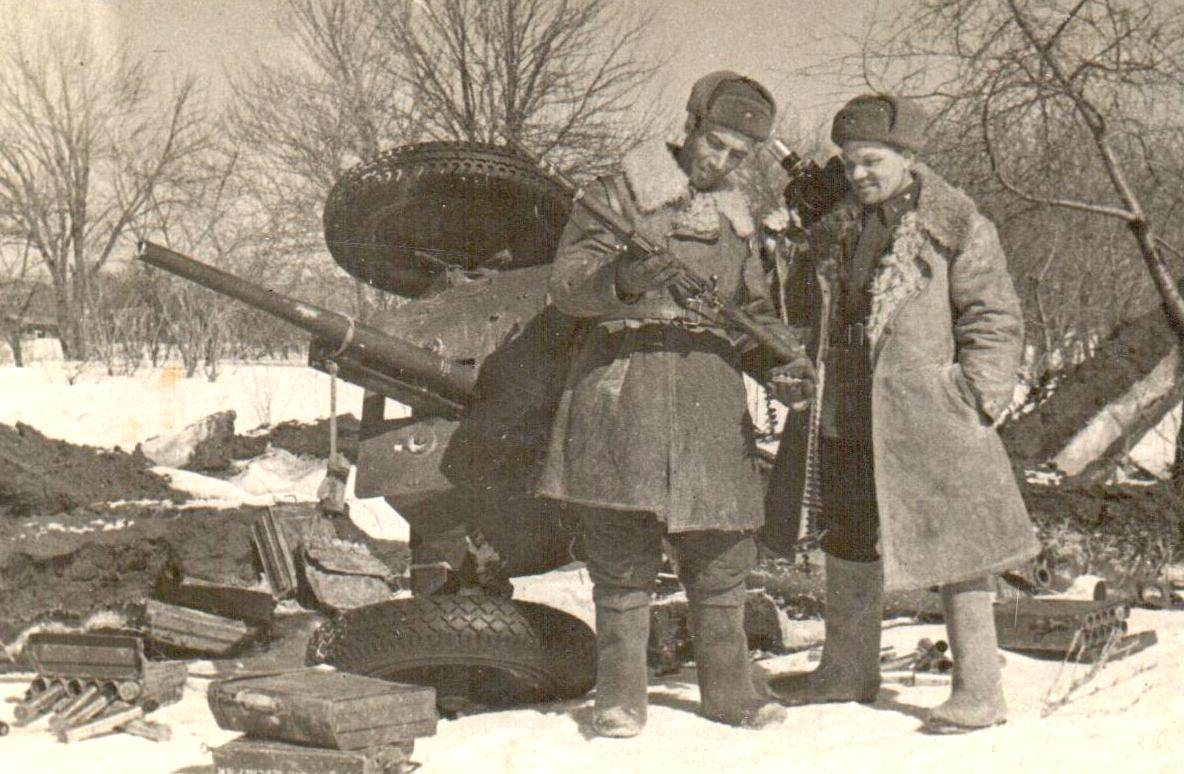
[768,356,816,411]
[615,253,684,298]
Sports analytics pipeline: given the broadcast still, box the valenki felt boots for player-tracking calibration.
[771,555,883,705]
[592,592,651,738]
[690,598,786,728]
[925,576,1007,732]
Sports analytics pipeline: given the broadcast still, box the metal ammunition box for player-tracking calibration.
[155,577,276,628]
[208,669,436,750]
[145,599,258,656]
[253,507,300,599]
[27,633,144,681]
[139,661,189,706]
[994,598,1129,658]
[211,736,414,774]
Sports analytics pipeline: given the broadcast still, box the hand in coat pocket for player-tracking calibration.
[945,363,991,426]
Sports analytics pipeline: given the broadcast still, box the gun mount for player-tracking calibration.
[139,139,808,710]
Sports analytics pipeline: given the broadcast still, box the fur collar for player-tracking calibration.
[809,163,982,356]
[812,162,979,253]
[620,139,756,238]
[911,163,979,252]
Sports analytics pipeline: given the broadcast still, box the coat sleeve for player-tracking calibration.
[949,214,1024,421]
[547,177,642,318]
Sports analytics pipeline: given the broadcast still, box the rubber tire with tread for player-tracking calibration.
[323,142,573,297]
[307,595,596,710]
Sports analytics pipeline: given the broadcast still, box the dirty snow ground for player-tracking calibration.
[1,606,1179,773]
[2,362,1182,772]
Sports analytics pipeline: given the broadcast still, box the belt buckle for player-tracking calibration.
[831,322,865,347]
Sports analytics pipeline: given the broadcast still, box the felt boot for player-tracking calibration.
[691,598,786,728]
[925,577,1007,732]
[770,555,883,705]
[592,590,651,738]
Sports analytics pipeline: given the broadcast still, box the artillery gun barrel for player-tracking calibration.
[137,242,478,406]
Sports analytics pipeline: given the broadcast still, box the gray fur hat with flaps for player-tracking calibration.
[686,70,776,142]
[831,94,929,153]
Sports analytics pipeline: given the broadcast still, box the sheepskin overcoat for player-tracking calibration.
[537,140,782,533]
[767,163,1040,590]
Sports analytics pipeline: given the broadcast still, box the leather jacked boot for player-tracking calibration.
[770,554,883,705]
[925,576,1007,732]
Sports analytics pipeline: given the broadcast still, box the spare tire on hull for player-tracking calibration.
[306,595,596,713]
[323,142,573,297]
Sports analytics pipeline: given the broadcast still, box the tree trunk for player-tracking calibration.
[48,275,83,361]
[1050,346,1184,483]
[10,333,23,367]
[1172,407,1184,495]
[1001,276,1184,483]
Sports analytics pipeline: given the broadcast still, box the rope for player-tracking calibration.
[311,359,341,535]
[327,360,338,460]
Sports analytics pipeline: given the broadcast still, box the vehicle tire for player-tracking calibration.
[306,595,596,712]
[323,142,573,297]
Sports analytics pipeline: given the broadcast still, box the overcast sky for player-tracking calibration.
[71,0,890,140]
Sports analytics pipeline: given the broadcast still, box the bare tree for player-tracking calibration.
[367,0,660,174]
[226,0,428,321]
[228,0,415,258]
[0,15,211,359]
[0,238,39,366]
[852,0,1184,335]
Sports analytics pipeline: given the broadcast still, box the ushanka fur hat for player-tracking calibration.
[831,94,928,153]
[686,70,775,142]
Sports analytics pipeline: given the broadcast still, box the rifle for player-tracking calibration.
[515,146,805,364]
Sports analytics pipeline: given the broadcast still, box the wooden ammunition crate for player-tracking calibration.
[208,669,436,750]
[211,736,414,774]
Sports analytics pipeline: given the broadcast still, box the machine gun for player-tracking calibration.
[768,139,850,231]
[137,241,477,419]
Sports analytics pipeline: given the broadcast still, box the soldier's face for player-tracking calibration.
[841,141,914,205]
[682,123,754,191]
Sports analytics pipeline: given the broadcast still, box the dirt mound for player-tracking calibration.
[0,423,184,517]
[0,504,263,644]
[0,502,410,648]
[1022,479,1184,582]
[221,414,361,466]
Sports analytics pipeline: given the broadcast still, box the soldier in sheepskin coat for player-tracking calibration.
[768,94,1039,733]
[539,71,812,737]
